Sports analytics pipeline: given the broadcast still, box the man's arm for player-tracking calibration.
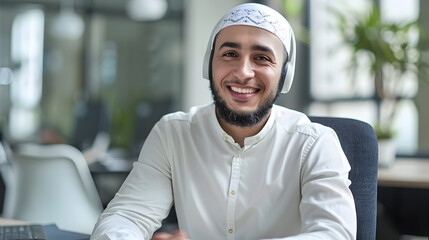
[90,215,146,240]
[91,123,174,240]
[264,127,357,240]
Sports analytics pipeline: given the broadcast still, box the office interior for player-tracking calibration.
[0,0,428,239]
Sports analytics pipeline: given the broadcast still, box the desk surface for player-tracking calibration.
[378,158,429,188]
[0,218,28,225]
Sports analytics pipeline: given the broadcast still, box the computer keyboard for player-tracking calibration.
[0,225,47,240]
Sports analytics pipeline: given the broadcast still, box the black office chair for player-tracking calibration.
[70,99,111,151]
[309,116,378,240]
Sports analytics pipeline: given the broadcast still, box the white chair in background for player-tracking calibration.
[0,140,15,214]
[3,143,103,234]
[0,141,12,187]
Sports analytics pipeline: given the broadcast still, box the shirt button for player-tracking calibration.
[256,136,261,141]
[228,229,233,233]
[235,154,240,158]
[231,190,235,195]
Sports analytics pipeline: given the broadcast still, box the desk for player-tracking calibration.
[377,157,429,237]
[378,157,429,188]
[0,217,27,225]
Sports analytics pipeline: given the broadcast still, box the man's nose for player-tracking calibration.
[234,58,255,80]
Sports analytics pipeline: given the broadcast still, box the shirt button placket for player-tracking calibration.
[226,152,241,240]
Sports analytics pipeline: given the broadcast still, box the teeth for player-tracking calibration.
[230,86,256,94]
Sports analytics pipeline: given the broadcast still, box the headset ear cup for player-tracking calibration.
[281,30,296,93]
[202,46,211,80]
[203,25,220,80]
[282,62,293,93]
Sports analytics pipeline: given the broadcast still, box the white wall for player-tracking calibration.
[182,0,245,111]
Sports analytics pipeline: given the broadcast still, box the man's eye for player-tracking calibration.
[223,52,236,57]
[256,56,270,61]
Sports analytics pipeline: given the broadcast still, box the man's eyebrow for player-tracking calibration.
[218,41,241,50]
[218,42,276,57]
[251,45,275,56]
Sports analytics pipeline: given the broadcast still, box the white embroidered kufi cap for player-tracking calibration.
[202,3,296,93]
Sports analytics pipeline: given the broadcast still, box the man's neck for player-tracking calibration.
[216,109,271,148]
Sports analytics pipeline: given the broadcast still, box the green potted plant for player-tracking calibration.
[332,4,429,167]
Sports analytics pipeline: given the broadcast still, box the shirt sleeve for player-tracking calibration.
[91,122,174,240]
[263,127,357,240]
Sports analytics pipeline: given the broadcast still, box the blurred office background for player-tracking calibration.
[0,0,428,239]
[1,0,429,158]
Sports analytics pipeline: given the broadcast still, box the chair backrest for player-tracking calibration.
[0,138,15,187]
[0,141,13,214]
[71,100,111,151]
[0,141,11,184]
[3,144,103,234]
[309,116,378,240]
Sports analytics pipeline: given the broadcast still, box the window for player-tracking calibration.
[309,0,420,155]
[9,8,44,141]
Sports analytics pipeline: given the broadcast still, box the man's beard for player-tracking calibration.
[209,79,282,127]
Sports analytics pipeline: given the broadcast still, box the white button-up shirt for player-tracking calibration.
[91,104,356,240]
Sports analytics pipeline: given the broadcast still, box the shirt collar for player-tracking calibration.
[211,104,277,148]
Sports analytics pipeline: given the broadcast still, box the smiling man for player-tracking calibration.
[91,3,356,240]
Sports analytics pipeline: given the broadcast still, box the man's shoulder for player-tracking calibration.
[159,103,214,125]
[273,105,331,138]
